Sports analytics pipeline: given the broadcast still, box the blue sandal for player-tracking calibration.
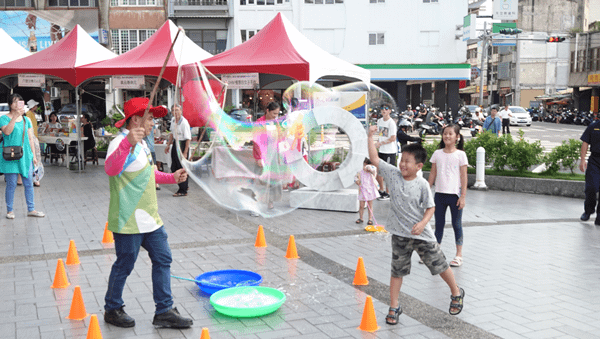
[385,306,402,325]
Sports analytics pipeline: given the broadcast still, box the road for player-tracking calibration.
[429,121,588,153]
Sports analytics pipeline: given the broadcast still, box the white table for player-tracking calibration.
[38,135,88,166]
[154,143,172,170]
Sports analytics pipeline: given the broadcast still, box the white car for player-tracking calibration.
[0,103,9,115]
[508,106,532,126]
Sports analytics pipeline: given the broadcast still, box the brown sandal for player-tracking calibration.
[173,192,187,197]
[355,219,363,224]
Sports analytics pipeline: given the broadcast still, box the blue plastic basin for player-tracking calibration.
[195,270,262,295]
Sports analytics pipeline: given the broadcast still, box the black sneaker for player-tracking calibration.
[581,212,591,221]
[152,307,193,329]
[379,192,390,200]
[104,306,135,328]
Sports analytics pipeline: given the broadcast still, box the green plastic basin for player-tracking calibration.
[209,286,286,318]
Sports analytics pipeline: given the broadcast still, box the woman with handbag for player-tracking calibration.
[0,94,45,219]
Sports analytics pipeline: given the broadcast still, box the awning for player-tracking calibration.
[459,85,477,94]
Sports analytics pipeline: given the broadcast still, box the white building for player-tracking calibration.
[171,0,470,112]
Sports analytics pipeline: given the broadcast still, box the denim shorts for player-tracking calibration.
[391,235,449,277]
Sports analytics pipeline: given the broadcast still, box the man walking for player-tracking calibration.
[103,97,193,329]
[499,105,512,135]
[376,104,397,200]
[580,119,600,225]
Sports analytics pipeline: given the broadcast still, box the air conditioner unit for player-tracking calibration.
[50,87,60,98]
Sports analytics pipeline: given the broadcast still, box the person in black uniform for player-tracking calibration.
[580,120,600,224]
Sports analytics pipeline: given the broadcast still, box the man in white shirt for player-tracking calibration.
[376,104,397,200]
[165,104,191,196]
[500,105,513,135]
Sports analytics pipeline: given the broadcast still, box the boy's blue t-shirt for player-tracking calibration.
[377,161,436,242]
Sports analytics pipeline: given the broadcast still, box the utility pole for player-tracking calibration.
[478,22,488,107]
[514,33,521,107]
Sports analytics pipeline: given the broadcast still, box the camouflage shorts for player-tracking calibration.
[391,235,449,277]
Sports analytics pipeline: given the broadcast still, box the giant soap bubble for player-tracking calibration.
[171,61,396,218]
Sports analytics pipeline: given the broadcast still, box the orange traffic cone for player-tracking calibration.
[358,295,379,332]
[86,314,103,339]
[102,222,114,244]
[200,327,211,339]
[66,285,89,320]
[254,225,267,248]
[285,235,299,259]
[66,240,80,265]
[51,258,70,289]
[353,257,369,286]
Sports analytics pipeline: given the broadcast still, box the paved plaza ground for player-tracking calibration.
[1,163,599,339]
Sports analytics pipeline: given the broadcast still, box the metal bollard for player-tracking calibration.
[473,146,488,189]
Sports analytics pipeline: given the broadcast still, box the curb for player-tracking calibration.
[423,172,585,199]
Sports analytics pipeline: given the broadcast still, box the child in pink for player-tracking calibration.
[355,158,379,225]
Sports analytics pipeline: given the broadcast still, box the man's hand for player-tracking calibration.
[127,127,145,146]
[164,144,170,154]
[173,168,187,183]
[580,159,587,173]
[411,221,426,235]
[33,157,38,167]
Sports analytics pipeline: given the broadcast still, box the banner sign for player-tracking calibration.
[313,92,367,120]
[18,74,45,87]
[112,75,145,89]
[493,0,518,20]
[463,14,477,41]
[221,73,259,89]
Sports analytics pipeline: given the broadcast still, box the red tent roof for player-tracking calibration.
[0,25,115,86]
[78,20,212,84]
[203,13,308,80]
[202,13,370,84]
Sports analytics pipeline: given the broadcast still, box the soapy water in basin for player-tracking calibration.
[214,288,279,308]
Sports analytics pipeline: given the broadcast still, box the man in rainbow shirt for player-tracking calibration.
[103,98,192,329]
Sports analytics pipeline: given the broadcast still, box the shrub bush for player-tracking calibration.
[505,130,543,172]
[543,139,582,174]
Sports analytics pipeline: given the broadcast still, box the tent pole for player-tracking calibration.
[76,85,82,174]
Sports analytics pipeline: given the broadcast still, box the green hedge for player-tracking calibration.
[421,129,553,174]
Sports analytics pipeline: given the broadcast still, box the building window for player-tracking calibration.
[370,0,384,2]
[110,0,156,5]
[423,0,438,2]
[368,33,384,45]
[49,0,95,6]
[594,48,600,71]
[110,29,156,54]
[241,29,258,43]
[187,29,227,55]
[570,51,575,73]
[0,0,32,6]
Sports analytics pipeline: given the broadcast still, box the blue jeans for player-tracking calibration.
[434,193,463,246]
[105,226,174,315]
[5,166,35,213]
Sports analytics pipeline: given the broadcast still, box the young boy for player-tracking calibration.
[367,125,464,325]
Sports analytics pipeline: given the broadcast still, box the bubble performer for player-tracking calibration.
[103,98,193,329]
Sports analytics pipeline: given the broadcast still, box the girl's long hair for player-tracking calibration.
[438,124,464,150]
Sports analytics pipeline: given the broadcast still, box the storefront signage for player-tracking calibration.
[221,73,259,89]
[18,74,45,87]
[112,75,145,89]
[493,0,518,20]
[588,73,600,84]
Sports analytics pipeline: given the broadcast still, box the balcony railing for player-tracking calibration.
[172,0,226,5]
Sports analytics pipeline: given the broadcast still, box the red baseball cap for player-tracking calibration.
[115,97,168,128]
